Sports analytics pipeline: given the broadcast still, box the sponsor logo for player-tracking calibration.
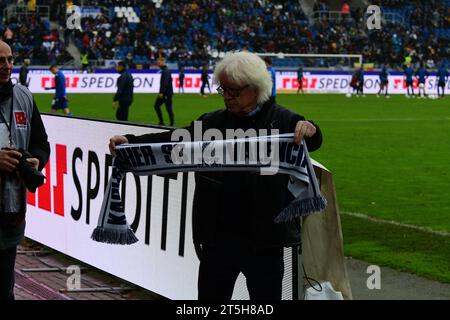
[26,141,189,255]
[14,111,27,128]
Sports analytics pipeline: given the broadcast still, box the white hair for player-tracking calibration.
[213,51,272,104]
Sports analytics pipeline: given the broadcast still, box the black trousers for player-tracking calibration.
[198,245,284,300]
[357,83,364,94]
[116,101,131,121]
[0,246,17,300]
[200,80,210,95]
[154,95,174,126]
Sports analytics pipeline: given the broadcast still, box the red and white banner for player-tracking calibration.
[275,71,448,94]
[11,72,215,94]
[25,115,300,299]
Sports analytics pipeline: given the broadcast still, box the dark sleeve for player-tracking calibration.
[124,113,208,144]
[125,130,174,144]
[28,100,50,171]
[114,75,124,102]
[289,114,323,152]
[19,68,26,84]
[128,74,134,93]
[159,70,167,94]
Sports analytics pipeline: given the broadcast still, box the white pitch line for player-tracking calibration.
[341,211,450,237]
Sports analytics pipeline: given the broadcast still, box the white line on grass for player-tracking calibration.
[341,211,450,237]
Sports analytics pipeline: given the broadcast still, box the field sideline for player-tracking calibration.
[34,93,450,283]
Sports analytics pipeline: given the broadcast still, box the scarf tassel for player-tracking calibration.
[274,195,328,223]
[91,226,139,245]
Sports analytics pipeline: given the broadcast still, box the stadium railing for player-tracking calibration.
[383,11,407,26]
[256,53,363,70]
[311,10,355,23]
[2,4,50,20]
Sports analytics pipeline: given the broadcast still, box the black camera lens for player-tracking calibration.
[16,148,46,193]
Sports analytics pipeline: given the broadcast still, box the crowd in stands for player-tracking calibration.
[69,0,450,69]
[0,0,73,65]
[312,1,449,68]
[69,0,309,68]
[0,0,449,69]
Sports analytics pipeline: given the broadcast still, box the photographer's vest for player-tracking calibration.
[0,84,33,214]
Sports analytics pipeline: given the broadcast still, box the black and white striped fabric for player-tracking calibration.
[91,134,326,245]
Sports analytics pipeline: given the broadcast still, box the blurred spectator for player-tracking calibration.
[0,0,447,69]
[3,28,14,46]
[341,2,350,15]
[19,58,30,87]
[68,0,447,69]
[200,62,210,96]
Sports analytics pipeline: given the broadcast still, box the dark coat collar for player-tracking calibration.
[0,80,13,104]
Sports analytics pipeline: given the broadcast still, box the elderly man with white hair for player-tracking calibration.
[109,51,322,300]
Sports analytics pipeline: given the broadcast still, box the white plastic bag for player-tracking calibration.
[304,281,344,300]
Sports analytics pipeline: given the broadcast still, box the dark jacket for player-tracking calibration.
[19,65,29,87]
[0,81,50,249]
[125,100,322,248]
[159,66,173,96]
[201,66,209,81]
[114,71,134,104]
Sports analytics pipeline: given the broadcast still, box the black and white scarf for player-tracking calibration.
[91,134,327,244]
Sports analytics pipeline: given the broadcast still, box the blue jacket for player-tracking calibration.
[379,67,389,81]
[437,68,448,82]
[415,68,429,83]
[404,67,414,81]
[54,70,67,98]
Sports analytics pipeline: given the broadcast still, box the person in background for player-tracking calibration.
[341,2,350,16]
[296,65,304,94]
[264,57,277,104]
[436,63,448,98]
[356,66,365,97]
[200,63,211,97]
[19,59,30,87]
[377,64,390,98]
[349,68,359,96]
[46,64,72,115]
[80,50,89,73]
[415,63,429,98]
[113,61,134,121]
[154,57,174,126]
[178,66,185,94]
[404,64,415,98]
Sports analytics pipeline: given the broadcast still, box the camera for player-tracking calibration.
[16,148,46,193]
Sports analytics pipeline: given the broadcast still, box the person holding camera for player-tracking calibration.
[0,41,50,300]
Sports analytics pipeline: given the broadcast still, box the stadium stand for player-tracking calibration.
[0,0,73,65]
[0,0,449,69]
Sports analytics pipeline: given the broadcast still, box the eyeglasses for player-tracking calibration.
[217,85,249,98]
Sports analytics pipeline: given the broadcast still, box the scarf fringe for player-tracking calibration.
[274,195,327,223]
[91,227,139,245]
